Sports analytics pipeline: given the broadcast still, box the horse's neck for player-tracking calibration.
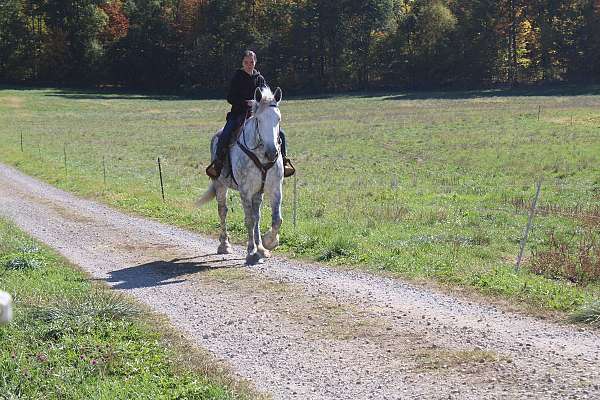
[240,117,259,148]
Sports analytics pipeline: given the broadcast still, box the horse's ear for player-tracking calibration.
[254,87,262,103]
[274,87,282,103]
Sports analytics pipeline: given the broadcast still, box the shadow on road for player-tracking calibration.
[106,254,246,289]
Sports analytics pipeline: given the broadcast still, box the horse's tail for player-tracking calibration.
[196,182,216,207]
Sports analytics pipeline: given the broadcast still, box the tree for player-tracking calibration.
[41,0,109,82]
[448,0,504,85]
[0,0,35,81]
[344,0,394,87]
[568,0,600,81]
[107,0,178,89]
[398,0,457,86]
[99,0,129,42]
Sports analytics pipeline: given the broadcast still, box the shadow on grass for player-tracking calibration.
[4,83,600,103]
[380,85,600,101]
[287,84,600,101]
[44,88,194,102]
[106,255,246,289]
[0,84,220,101]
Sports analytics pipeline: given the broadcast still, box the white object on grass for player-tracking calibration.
[0,291,13,324]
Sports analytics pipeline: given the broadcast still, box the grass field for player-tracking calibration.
[0,85,599,315]
[0,218,257,399]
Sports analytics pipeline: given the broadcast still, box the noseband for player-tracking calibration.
[236,105,280,193]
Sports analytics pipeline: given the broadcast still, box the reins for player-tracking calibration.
[242,118,261,151]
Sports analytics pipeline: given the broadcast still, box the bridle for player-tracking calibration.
[236,104,281,193]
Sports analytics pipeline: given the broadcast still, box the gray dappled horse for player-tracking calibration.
[197,86,284,265]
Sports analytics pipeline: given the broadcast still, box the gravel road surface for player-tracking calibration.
[1,163,598,399]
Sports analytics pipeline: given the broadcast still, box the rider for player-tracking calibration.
[205,50,294,178]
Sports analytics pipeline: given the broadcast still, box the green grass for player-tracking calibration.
[571,299,600,326]
[0,218,256,399]
[1,86,599,314]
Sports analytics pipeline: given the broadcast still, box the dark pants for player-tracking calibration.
[216,116,288,159]
[216,115,243,159]
[279,128,287,158]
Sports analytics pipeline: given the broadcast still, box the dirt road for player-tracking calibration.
[1,163,598,399]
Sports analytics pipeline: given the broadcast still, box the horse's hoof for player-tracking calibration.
[245,253,261,266]
[257,247,272,259]
[262,232,279,251]
[217,244,232,254]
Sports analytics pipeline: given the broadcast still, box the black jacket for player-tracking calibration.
[226,68,266,119]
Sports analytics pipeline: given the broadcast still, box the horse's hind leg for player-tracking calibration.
[263,181,283,251]
[216,185,232,254]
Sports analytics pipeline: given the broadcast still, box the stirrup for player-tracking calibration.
[283,158,295,178]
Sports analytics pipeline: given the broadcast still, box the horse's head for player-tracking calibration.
[252,86,282,162]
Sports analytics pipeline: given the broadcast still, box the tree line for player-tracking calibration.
[1,0,600,93]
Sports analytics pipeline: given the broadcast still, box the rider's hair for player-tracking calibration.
[242,50,257,62]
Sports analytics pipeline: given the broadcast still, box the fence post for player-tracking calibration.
[63,144,67,177]
[537,105,541,121]
[157,157,165,201]
[411,163,418,187]
[102,156,107,187]
[20,131,23,153]
[515,178,542,271]
[293,175,298,229]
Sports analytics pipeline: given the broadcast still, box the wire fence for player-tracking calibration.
[14,129,599,197]
[11,128,600,272]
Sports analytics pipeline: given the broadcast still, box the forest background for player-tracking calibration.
[2,0,600,93]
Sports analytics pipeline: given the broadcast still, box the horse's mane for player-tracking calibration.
[252,86,276,115]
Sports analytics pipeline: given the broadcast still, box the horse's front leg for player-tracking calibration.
[242,194,260,265]
[216,185,232,254]
[263,180,283,251]
[252,192,271,259]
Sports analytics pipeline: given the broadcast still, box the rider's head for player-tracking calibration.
[242,50,256,74]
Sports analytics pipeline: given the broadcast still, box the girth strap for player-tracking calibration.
[236,141,276,193]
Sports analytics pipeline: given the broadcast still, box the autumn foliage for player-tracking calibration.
[99,0,129,42]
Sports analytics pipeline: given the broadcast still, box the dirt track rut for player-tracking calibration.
[0,163,599,399]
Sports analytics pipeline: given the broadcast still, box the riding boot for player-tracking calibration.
[283,157,295,178]
[279,128,295,178]
[206,116,240,178]
[205,157,224,179]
